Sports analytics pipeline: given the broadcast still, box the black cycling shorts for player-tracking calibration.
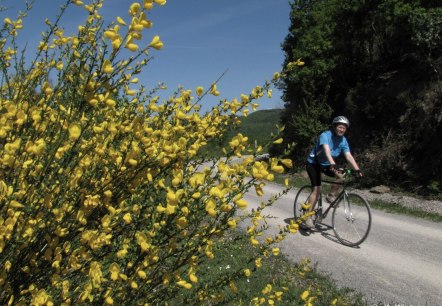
[306,162,335,187]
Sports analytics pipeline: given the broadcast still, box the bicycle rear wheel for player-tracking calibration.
[332,193,372,247]
[293,185,313,219]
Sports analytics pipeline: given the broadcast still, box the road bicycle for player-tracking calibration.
[293,169,372,247]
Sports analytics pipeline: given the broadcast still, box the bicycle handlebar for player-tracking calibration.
[336,167,363,177]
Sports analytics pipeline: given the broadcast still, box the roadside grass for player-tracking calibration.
[368,199,442,223]
[172,232,365,305]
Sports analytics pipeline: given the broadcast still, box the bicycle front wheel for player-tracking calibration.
[293,185,313,219]
[332,193,372,247]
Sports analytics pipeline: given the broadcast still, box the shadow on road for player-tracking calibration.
[283,218,360,248]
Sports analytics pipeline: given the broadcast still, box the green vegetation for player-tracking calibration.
[172,233,366,305]
[202,109,282,157]
[225,109,283,150]
[276,0,442,194]
[369,199,442,223]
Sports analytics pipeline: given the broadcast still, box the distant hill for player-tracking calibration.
[202,109,282,156]
[225,109,282,150]
[203,109,282,156]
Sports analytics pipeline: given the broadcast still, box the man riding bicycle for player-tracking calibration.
[303,116,362,229]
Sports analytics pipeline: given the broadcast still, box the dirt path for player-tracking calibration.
[243,182,442,305]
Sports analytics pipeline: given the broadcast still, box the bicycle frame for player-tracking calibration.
[294,169,372,246]
[315,179,346,221]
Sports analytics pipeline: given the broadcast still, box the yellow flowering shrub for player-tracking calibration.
[0,0,300,304]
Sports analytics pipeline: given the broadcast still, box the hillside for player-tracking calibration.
[226,109,282,150]
[202,109,282,156]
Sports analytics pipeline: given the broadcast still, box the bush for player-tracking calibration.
[0,1,300,304]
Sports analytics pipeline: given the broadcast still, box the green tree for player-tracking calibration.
[275,0,336,164]
[278,0,442,191]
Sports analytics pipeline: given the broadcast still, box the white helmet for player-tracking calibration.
[332,116,350,127]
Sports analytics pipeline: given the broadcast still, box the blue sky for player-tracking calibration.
[2,0,292,112]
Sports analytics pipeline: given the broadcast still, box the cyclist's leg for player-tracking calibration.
[322,167,342,201]
[305,162,321,218]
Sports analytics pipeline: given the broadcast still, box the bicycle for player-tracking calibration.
[293,169,372,247]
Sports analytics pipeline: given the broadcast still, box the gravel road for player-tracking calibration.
[243,182,442,306]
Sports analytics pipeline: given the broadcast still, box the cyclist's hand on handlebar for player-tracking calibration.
[355,169,363,177]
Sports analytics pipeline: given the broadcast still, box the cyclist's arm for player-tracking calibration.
[322,144,336,166]
[344,152,362,175]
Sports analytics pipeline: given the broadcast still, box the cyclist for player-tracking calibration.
[302,116,362,229]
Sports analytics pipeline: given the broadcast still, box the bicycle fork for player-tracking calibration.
[342,195,355,222]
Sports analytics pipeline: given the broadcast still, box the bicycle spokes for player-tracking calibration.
[332,193,372,247]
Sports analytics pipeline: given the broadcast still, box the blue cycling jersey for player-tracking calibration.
[306,130,350,166]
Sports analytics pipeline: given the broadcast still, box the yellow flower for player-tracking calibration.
[109,263,120,281]
[117,16,127,25]
[131,281,138,289]
[123,213,132,224]
[129,3,141,16]
[205,199,217,217]
[295,58,305,66]
[149,35,163,50]
[227,219,236,228]
[117,249,127,258]
[196,86,204,96]
[126,41,139,52]
[254,183,264,196]
[89,261,103,288]
[301,202,311,210]
[128,158,138,166]
[272,72,280,81]
[234,198,247,209]
[31,289,52,306]
[280,158,293,168]
[102,60,113,74]
[243,269,251,277]
[271,163,284,174]
[189,273,198,283]
[10,200,24,208]
[176,216,188,228]
[272,248,280,256]
[105,296,114,305]
[301,290,309,301]
[262,284,272,294]
[137,270,147,279]
[69,123,81,140]
[273,138,283,144]
[250,237,259,245]
[209,83,220,96]
[177,280,192,289]
[105,98,116,107]
[143,0,153,9]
